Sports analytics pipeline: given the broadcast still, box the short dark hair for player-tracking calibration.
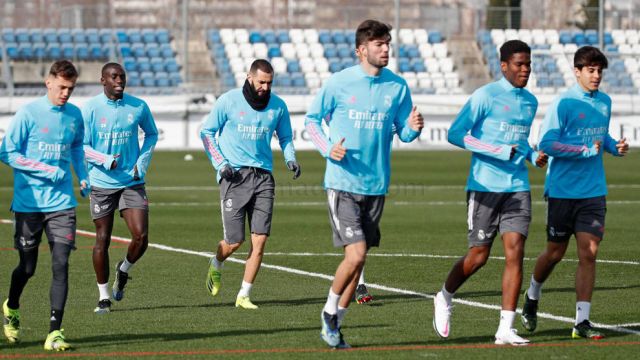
[574,46,608,69]
[49,60,78,79]
[249,59,274,74]
[500,40,531,62]
[355,19,392,48]
[101,62,125,76]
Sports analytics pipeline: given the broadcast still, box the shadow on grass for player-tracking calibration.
[458,283,640,298]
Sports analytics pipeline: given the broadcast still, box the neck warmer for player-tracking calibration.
[242,79,270,111]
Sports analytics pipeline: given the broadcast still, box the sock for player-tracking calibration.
[358,269,365,286]
[97,283,110,300]
[576,301,591,325]
[323,288,340,315]
[527,275,543,300]
[497,310,516,334]
[237,280,252,298]
[211,257,224,271]
[440,284,454,305]
[337,306,348,327]
[49,309,64,332]
[119,257,133,273]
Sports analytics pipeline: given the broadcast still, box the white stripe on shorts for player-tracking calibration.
[467,191,475,231]
[220,200,227,241]
[328,189,340,231]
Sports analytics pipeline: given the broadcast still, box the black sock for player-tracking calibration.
[49,309,63,332]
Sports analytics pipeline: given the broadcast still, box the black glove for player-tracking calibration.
[219,164,235,181]
[287,161,301,180]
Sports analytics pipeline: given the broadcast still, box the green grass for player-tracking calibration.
[0,150,639,359]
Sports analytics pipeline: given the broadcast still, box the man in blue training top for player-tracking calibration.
[201,59,300,310]
[521,46,628,340]
[82,63,158,314]
[0,60,89,351]
[432,40,548,346]
[305,19,424,348]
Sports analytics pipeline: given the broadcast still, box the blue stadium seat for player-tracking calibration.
[324,45,337,58]
[44,28,58,43]
[398,58,411,73]
[72,29,86,43]
[276,30,290,43]
[18,43,33,60]
[132,43,146,58]
[605,44,618,53]
[137,57,151,72]
[46,43,61,59]
[604,32,613,45]
[33,42,46,59]
[328,58,341,72]
[164,58,179,73]
[573,31,586,45]
[75,43,89,60]
[340,57,355,69]
[208,30,221,44]
[263,30,277,44]
[291,72,305,87]
[127,74,141,87]
[169,73,182,86]
[151,57,165,72]
[559,30,572,44]
[61,43,74,58]
[267,44,281,58]
[116,29,128,43]
[428,30,443,43]
[411,59,426,72]
[318,30,332,44]
[146,44,160,58]
[345,30,356,45]
[142,29,156,44]
[156,29,170,44]
[128,29,143,44]
[287,60,300,73]
[249,30,263,43]
[123,57,138,72]
[86,28,100,44]
[119,43,132,58]
[2,28,15,42]
[140,71,155,87]
[160,44,174,58]
[337,46,351,58]
[100,29,113,43]
[15,28,29,43]
[89,43,105,59]
[278,74,292,87]
[58,29,72,44]
[155,72,170,87]
[332,30,346,44]
[29,29,44,43]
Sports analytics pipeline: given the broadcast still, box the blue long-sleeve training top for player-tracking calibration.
[304,65,420,195]
[200,88,296,182]
[82,93,158,189]
[448,77,540,193]
[0,95,88,212]
[538,84,620,199]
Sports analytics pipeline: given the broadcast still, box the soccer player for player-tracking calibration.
[305,19,424,348]
[0,60,89,351]
[201,59,300,310]
[82,63,158,314]
[432,40,548,345]
[521,46,628,340]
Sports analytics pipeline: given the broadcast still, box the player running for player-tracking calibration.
[432,40,548,346]
[0,60,89,351]
[202,59,300,310]
[521,46,628,340]
[306,19,424,348]
[82,62,158,314]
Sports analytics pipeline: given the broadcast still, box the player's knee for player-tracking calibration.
[131,230,148,244]
[19,263,37,278]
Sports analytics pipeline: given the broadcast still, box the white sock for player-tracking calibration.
[337,306,348,327]
[237,280,252,298]
[119,258,133,273]
[440,284,454,305]
[497,310,516,333]
[527,275,542,300]
[358,269,365,286]
[323,288,340,315]
[211,257,224,271]
[576,301,591,325]
[97,283,110,301]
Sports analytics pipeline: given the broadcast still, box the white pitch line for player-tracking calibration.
[2,219,639,336]
[232,252,640,266]
[145,200,640,207]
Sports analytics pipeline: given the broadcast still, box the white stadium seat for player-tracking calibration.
[303,29,319,44]
[234,29,248,44]
[414,29,428,44]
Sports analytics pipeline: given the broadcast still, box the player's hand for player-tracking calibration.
[594,140,602,154]
[535,151,548,168]
[219,164,236,181]
[510,145,518,160]
[80,179,91,198]
[408,105,424,131]
[330,138,347,161]
[286,161,301,180]
[616,137,629,156]
[110,154,120,170]
[133,165,140,181]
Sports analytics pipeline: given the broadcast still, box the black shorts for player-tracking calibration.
[13,209,77,251]
[546,196,606,242]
